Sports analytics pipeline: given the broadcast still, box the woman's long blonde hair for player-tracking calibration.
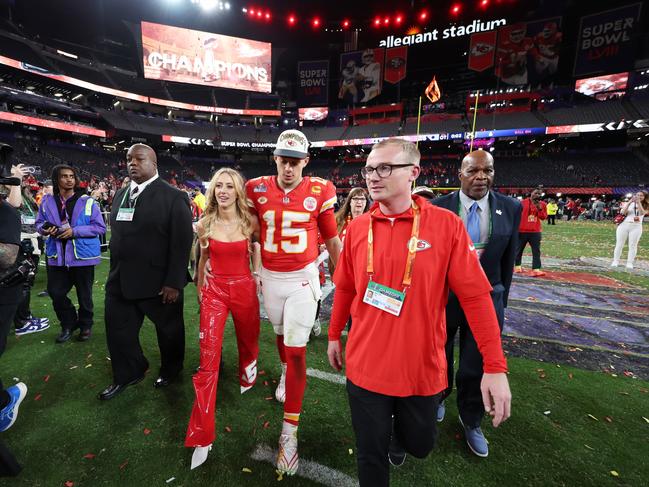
[201,168,253,241]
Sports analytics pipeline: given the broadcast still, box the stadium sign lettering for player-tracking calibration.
[147,52,269,83]
[379,18,507,47]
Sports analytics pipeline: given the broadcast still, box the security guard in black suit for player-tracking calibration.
[99,144,193,400]
[432,150,521,457]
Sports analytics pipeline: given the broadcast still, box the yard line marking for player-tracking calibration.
[306,368,346,385]
[250,444,358,487]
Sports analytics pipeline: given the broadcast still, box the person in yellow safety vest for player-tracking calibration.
[546,199,558,225]
[193,189,206,212]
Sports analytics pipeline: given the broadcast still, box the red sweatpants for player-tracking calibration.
[185,274,260,447]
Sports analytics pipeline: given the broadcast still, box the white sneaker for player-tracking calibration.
[275,363,287,403]
[312,318,321,337]
[277,424,299,476]
[625,264,634,269]
[611,261,619,267]
[190,444,212,470]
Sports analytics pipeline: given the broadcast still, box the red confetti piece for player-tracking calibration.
[262,421,270,429]
[119,460,129,470]
[34,393,42,401]
[65,482,74,487]
[263,380,269,386]
[258,370,266,375]
[83,453,96,459]
[43,375,50,383]
[264,396,274,401]
[623,371,634,377]
[224,426,232,433]
[143,428,151,435]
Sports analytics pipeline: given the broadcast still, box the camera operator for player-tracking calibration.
[36,165,106,343]
[0,143,28,476]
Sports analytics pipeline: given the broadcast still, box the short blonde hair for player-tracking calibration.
[371,138,421,166]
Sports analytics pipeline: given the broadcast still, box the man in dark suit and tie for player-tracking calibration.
[99,144,193,400]
[432,150,521,457]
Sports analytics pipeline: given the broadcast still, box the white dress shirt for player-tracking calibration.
[129,173,159,202]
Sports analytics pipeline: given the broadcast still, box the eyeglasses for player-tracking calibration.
[361,164,414,178]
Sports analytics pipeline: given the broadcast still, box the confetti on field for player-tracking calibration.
[642,417,649,424]
[258,370,266,375]
[265,396,274,401]
[69,366,78,370]
[584,444,594,450]
[348,449,353,455]
[85,364,92,368]
[543,411,551,415]
[604,416,613,423]
[225,426,232,433]
[263,380,269,386]
[43,375,50,382]
[65,482,74,487]
[619,392,629,395]
[263,421,270,429]
[568,373,574,380]
[610,470,619,477]
[166,477,175,483]
[242,467,252,473]
[119,460,129,470]
[34,394,42,401]
[587,414,599,421]
[143,428,151,435]
[83,453,96,459]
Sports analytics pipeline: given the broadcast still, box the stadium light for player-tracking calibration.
[374,17,381,27]
[287,14,296,25]
[451,3,462,15]
[395,14,403,24]
[419,10,428,22]
[480,0,489,7]
[342,19,350,29]
[312,17,321,28]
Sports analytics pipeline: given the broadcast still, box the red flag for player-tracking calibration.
[468,30,497,72]
[384,46,408,84]
[425,77,441,103]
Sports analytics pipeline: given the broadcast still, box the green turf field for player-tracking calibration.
[2,220,648,486]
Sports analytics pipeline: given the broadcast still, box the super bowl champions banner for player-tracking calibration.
[384,46,407,84]
[573,3,642,77]
[141,21,272,93]
[297,60,329,107]
[494,18,562,86]
[338,48,385,104]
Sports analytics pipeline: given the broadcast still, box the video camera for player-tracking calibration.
[0,142,21,187]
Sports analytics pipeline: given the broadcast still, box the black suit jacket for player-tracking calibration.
[432,190,521,308]
[107,178,193,300]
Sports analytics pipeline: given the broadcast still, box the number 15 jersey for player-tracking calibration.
[245,176,338,272]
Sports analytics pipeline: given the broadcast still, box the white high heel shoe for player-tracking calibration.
[191,444,212,470]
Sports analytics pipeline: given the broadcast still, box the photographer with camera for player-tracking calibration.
[0,143,28,476]
[36,164,106,343]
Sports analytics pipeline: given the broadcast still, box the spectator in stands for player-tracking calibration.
[36,165,106,343]
[99,144,193,400]
[546,198,558,225]
[327,139,511,486]
[515,188,548,277]
[612,191,649,270]
[432,150,521,458]
[335,187,370,242]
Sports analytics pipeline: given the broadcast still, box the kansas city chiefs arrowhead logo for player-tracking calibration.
[471,43,494,56]
[415,239,431,252]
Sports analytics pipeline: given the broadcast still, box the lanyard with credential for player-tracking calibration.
[366,200,420,293]
[119,188,139,209]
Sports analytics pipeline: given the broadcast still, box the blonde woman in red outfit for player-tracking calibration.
[335,187,370,241]
[612,191,649,269]
[185,168,261,469]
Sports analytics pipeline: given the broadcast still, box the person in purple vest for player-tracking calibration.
[36,165,106,343]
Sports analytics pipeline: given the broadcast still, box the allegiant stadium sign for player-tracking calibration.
[379,18,507,47]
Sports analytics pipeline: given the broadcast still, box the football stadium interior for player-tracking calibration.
[0,0,648,485]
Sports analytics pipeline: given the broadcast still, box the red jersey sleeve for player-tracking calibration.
[317,181,339,241]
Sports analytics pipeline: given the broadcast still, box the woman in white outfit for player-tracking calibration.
[612,191,649,269]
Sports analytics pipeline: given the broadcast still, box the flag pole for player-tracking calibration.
[469,90,480,152]
[416,95,422,148]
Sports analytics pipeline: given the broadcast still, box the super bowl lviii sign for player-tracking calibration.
[141,21,272,93]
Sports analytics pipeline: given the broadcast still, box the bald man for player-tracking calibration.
[432,150,521,457]
[99,144,193,400]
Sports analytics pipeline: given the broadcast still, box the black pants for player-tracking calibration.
[547,214,556,225]
[347,380,441,487]
[443,291,505,428]
[14,254,39,327]
[515,232,542,269]
[105,287,185,385]
[47,265,95,331]
[0,286,22,477]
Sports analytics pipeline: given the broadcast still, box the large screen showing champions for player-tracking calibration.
[141,21,272,93]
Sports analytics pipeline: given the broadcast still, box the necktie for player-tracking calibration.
[130,186,139,202]
[467,202,480,243]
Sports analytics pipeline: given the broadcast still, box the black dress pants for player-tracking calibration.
[515,232,542,269]
[47,265,95,331]
[347,379,441,487]
[105,287,185,385]
[442,290,505,428]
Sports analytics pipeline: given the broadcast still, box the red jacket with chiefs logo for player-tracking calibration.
[329,196,507,397]
[245,175,338,272]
